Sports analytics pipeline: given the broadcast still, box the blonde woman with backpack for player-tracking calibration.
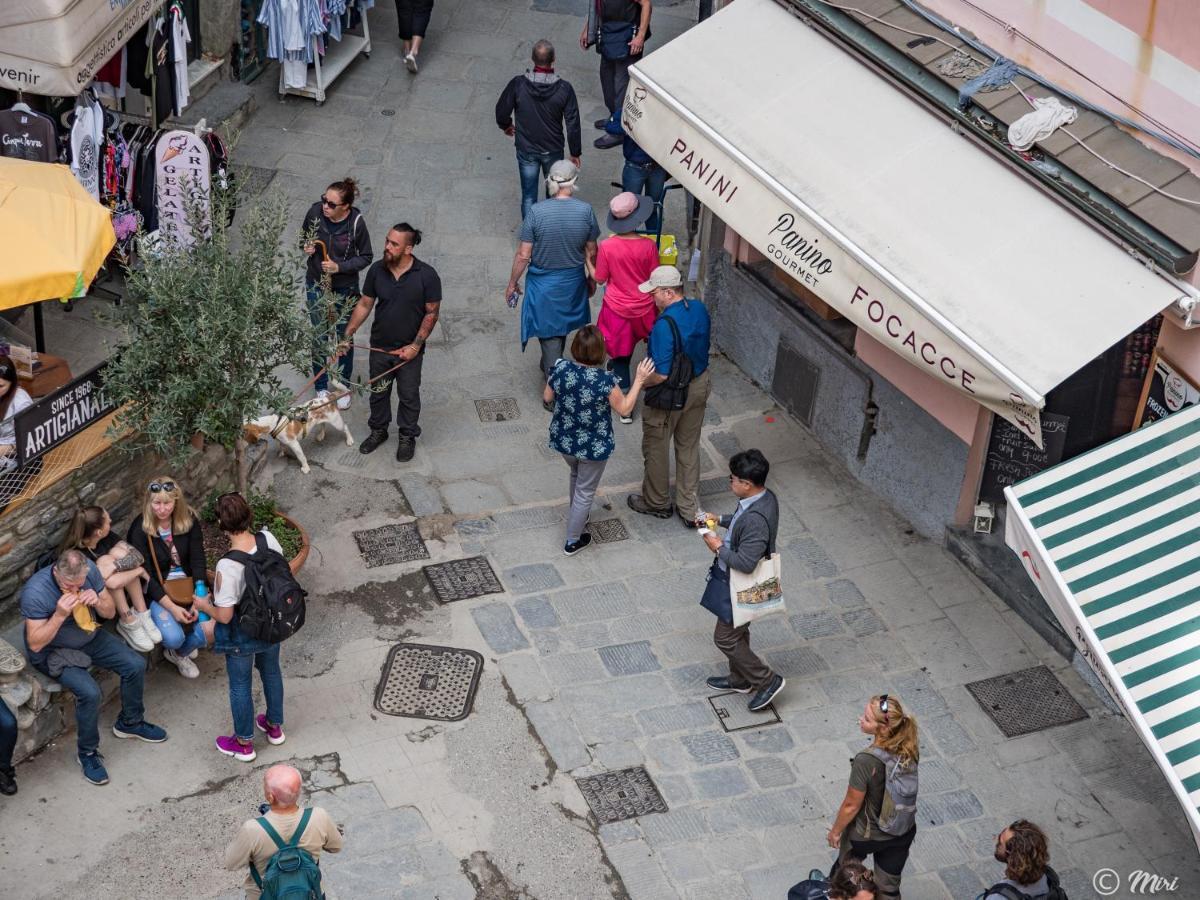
[827,694,919,900]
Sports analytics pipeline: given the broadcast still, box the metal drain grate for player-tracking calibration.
[965,665,1088,738]
[576,766,668,823]
[424,556,504,603]
[475,398,520,422]
[353,523,430,568]
[374,643,483,721]
[590,519,629,544]
[335,450,367,469]
[709,692,781,732]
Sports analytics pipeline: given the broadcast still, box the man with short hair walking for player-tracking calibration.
[627,265,711,525]
[344,223,442,462]
[496,39,583,221]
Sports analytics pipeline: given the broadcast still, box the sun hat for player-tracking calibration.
[638,265,684,293]
[546,159,579,191]
[606,191,655,234]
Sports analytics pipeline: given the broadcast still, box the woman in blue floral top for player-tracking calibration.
[543,325,655,555]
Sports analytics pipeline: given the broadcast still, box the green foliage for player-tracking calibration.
[200,486,303,566]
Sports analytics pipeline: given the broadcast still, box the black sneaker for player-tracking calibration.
[706,675,753,694]
[0,767,16,796]
[748,674,786,712]
[359,429,388,454]
[594,117,609,130]
[594,133,623,150]
[395,435,416,462]
[563,533,592,556]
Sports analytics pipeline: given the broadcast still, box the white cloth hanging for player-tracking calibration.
[1008,97,1078,152]
[169,4,192,114]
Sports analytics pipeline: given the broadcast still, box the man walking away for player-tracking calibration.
[496,40,583,221]
[699,450,785,712]
[984,820,1066,899]
[506,160,599,405]
[582,0,652,149]
[627,265,711,525]
[622,133,667,234]
[225,764,343,900]
[344,224,442,463]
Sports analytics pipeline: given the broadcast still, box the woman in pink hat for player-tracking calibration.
[594,192,660,423]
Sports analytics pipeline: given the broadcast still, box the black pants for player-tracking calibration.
[368,350,424,438]
[395,0,434,39]
[0,697,16,771]
[600,53,640,116]
[837,826,916,900]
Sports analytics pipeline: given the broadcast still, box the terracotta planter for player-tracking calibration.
[279,512,310,575]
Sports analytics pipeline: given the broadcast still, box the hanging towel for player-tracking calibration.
[1008,97,1078,151]
[957,57,1017,108]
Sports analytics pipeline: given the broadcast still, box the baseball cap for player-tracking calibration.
[638,265,684,293]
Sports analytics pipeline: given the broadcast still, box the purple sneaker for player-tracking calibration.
[255,714,286,746]
[215,735,256,762]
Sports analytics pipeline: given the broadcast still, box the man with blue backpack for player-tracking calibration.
[224,764,343,899]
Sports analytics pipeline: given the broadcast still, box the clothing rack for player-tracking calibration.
[277,7,371,105]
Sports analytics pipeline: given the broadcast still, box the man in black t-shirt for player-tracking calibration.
[343,223,442,462]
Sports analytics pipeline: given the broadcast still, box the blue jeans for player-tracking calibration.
[306,281,357,392]
[0,696,16,770]
[46,629,146,754]
[225,644,284,741]
[518,150,563,221]
[151,601,207,656]
[622,161,667,234]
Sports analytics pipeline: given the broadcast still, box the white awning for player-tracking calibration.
[0,0,163,97]
[1005,405,1200,839]
[623,0,1185,447]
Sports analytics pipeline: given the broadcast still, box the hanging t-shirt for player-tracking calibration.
[69,98,103,199]
[0,108,57,162]
[94,48,127,101]
[169,6,192,115]
[145,19,175,128]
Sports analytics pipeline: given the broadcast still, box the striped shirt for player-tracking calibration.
[519,197,600,270]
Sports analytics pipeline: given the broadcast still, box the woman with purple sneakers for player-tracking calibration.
[193,493,286,763]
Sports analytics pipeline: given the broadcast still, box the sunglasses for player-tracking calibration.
[879,694,890,723]
[148,481,177,493]
[0,366,13,379]
[320,196,343,208]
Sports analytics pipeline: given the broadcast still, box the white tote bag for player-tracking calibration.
[728,552,784,627]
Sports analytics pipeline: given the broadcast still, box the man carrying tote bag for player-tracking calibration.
[697,449,786,712]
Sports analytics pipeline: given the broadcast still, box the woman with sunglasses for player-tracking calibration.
[827,693,919,900]
[302,177,373,411]
[126,478,208,678]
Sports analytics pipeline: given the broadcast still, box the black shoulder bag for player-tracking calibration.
[643,314,694,411]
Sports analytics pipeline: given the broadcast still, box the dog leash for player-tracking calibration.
[274,344,416,437]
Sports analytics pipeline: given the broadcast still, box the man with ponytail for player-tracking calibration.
[827,694,919,900]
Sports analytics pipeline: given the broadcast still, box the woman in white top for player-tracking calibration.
[0,355,34,509]
[193,492,286,764]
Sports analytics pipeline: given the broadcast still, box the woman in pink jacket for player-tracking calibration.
[594,192,659,423]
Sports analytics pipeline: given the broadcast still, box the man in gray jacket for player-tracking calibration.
[698,449,785,712]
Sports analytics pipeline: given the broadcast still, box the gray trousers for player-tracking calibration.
[539,336,566,380]
[713,618,774,691]
[563,454,607,542]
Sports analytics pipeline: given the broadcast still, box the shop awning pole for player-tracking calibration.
[32,302,45,354]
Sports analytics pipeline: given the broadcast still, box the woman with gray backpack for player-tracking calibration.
[826,694,919,900]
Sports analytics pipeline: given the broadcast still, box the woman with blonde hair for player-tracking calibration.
[826,694,919,900]
[62,505,161,652]
[126,477,208,678]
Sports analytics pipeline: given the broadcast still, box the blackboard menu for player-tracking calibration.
[980,413,1070,504]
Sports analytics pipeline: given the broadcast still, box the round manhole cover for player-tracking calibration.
[381,108,396,116]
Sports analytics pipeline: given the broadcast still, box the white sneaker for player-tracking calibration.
[405,53,418,74]
[316,389,330,405]
[620,415,634,425]
[164,649,200,679]
[137,610,163,644]
[336,392,351,411]
[187,648,200,660]
[117,616,154,652]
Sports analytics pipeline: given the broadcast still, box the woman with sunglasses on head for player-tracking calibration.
[302,177,374,411]
[827,694,919,900]
[0,354,34,509]
[126,478,208,678]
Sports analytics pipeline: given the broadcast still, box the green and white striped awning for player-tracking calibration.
[1005,404,1200,837]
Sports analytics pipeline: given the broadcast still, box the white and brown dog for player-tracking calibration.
[243,397,354,474]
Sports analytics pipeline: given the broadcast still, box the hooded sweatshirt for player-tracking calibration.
[496,71,582,158]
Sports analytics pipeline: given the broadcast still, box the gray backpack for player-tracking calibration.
[865,747,918,836]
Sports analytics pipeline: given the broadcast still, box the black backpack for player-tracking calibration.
[643,313,693,411]
[980,866,1068,900]
[225,533,307,643]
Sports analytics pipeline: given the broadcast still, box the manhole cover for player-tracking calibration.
[424,556,504,603]
[576,766,668,823]
[381,108,396,116]
[591,519,629,544]
[335,450,367,469]
[353,523,430,568]
[699,477,732,496]
[475,398,520,422]
[374,643,483,721]
[708,691,781,732]
[965,665,1088,738]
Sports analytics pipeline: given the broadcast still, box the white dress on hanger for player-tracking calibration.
[170,6,192,114]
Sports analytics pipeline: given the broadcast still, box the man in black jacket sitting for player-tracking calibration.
[496,40,583,220]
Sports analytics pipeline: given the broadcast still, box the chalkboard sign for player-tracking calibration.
[980,413,1070,504]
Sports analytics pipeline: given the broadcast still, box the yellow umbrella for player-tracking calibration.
[0,157,116,311]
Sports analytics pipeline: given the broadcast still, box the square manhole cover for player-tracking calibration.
[591,519,629,544]
[424,556,504,603]
[335,450,367,470]
[231,163,277,196]
[475,398,520,422]
[353,523,430,568]
[708,692,781,732]
[965,665,1088,738]
[374,643,483,721]
[576,766,668,823]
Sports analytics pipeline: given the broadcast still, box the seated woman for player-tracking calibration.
[126,477,208,679]
[0,355,34,509]
[62,506,161,652]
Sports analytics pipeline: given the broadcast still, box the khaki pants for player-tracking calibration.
[640,369,711,519]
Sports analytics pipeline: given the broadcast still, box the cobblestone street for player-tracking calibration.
[1,2,1198,898]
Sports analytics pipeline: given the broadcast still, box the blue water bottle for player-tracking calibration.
[195,581,210,622]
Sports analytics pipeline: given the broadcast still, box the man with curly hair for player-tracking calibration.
[985,820,1065,899]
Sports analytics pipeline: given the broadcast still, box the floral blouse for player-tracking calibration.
[547,358,618,461]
